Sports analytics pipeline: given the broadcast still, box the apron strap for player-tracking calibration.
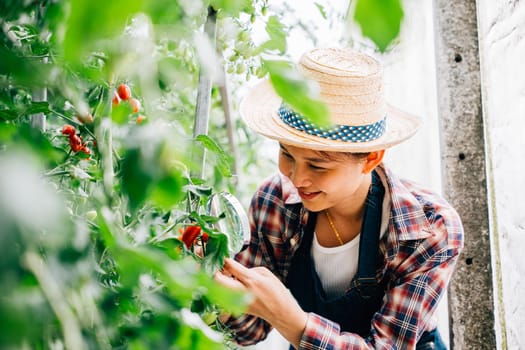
[355,171,385,297]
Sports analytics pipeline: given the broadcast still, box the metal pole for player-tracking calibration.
[192,6,217,178]
[31,56,48,132]
[30,86,47,132]
[219,72,239,183]
[433,0,496,348]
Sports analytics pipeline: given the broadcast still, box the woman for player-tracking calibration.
[215,47,464,349]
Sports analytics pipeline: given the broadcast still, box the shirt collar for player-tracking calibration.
[280,172,302,205]
[379,164,433,241]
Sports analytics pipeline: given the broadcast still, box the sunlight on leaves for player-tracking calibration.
[196,134,233,177]
[354,0,404,52]
[264,59,330,127]
[260,15,287,54]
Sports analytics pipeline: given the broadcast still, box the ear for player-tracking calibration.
[362,150,385,174]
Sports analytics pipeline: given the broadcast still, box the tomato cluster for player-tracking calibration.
[113,83,145,124]
[180,225,209,249]
[61,124,91,155]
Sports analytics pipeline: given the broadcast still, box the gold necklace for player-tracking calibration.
[325,210,344,246]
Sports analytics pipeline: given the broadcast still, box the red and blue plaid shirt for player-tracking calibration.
[226,164,464,349]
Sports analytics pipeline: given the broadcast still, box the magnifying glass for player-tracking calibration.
[206,192,250,255]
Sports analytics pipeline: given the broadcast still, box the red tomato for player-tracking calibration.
[181,225,201,248]
[136,115,146,125]
[69,134,83,152]
[62,124,76,136]
[117,84,131,100]
[80,146,91,155]
[112,91,121,106]
[201,232,209,243]
[129,98,141,113]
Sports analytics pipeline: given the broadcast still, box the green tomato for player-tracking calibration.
[85,210,97,221]
[236,64,246,74]
[238,30,250,42]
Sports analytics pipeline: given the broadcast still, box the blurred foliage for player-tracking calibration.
[264,59,330,127]
[0,0,402,349]
[353,0,404,52]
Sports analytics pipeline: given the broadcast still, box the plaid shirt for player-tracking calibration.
[226,164,464,349]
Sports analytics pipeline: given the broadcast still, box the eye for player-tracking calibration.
[280,150,293,160]
[309,163,327,171]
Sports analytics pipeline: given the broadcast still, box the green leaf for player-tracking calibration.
[63,0,143,64]
[195,135,232,177]
[184,184,213,198]
[25,101,50,115]
[259,15,287,54]
[0,46,49,86]
[144,1,185,26]
[150,173,184,210]
[195,134,222,155]
[15,124,64,166]
[264,59,330,127]
[0,110,18,121]
[111,101,133,125]
[153,238,184,261]
[315,2,327,20]
[0,123,17,141]
[209,0,253,17]
[121,148,154,213]
[201,232,229,271]
[354,0,404,52]
[197,272,249,316]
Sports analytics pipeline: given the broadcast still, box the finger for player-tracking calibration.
[214,270,246,291]
[223,258,252,283]
[194,245,204,258]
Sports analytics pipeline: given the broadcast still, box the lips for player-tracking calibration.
[298,189,321,200]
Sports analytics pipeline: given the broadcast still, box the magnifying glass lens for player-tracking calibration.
[207,192,250,255]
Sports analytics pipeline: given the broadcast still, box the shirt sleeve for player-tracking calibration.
[298,205,464,350]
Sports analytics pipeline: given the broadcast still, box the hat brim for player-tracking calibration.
[240,79,422,153]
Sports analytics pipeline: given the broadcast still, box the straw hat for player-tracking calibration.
[240,47,421,152]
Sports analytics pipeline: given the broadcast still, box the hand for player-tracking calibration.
[214,258,308,347]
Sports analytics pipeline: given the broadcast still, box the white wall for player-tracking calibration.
[378,1,451,347]
[477,1,525,349]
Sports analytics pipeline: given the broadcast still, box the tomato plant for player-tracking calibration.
[0,0,402,349]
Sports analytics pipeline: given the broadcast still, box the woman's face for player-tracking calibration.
[278,143,372,213]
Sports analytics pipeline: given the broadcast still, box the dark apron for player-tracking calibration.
[285,171,446,349]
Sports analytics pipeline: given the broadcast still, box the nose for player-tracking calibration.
[289,165,311,188]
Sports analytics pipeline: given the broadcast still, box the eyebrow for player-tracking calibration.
[279,144,331,163]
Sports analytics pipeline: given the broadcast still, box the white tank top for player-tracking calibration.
[311,232,361,299]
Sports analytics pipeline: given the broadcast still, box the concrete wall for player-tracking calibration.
[477,1,525,349]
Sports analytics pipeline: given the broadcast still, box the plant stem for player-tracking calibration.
[97,85,115,203]
[44,170,70,177]
[23,251,84,350]
[52,109,97,140]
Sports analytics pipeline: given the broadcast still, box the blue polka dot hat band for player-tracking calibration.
[278,103,386,143]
